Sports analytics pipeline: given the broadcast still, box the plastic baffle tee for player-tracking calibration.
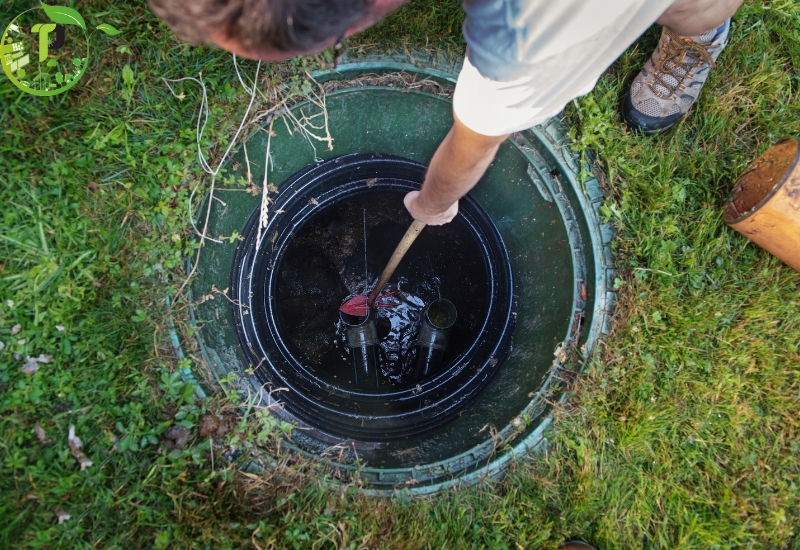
[414,299,457,380]
[340,309,380,387]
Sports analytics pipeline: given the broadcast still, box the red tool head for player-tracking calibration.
[339,290,400,317]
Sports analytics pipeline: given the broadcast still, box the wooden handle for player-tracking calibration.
[369,219,426,304]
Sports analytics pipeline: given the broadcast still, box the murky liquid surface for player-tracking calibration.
[275,192,490,390]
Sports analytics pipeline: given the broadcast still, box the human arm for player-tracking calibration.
[404,111,509,225]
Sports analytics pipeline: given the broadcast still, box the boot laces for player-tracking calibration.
[649,28,717,99]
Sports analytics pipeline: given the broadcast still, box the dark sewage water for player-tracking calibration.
[274,192,491,390]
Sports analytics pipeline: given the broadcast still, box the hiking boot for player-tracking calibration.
[622,19,731,135]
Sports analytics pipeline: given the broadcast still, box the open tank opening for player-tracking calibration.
[229,154,516,443]
[275,191,490,389]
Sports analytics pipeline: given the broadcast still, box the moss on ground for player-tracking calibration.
[1,0,798,548]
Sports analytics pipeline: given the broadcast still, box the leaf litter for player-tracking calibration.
[21,354,52,375]
[34,421,53,445]
[54,508,71,525]
[162,425,192,453]
[68,425,93,471]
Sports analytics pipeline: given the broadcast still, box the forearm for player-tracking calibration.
[656,0,742,36]
[405,112,508,224]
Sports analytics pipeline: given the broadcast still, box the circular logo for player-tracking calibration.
[1,7,89,97]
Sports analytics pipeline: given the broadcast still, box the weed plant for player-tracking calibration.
[1,0,798,548]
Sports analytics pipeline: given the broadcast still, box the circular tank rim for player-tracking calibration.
[229,154,517,441]
[171,52,616,495]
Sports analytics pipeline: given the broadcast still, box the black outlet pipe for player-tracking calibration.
[414,299,457,380]
[340,310,380,388]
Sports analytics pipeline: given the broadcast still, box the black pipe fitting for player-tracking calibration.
[414,299,457,380]
[340,309,380,388]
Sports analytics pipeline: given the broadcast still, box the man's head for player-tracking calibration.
[149,0,407,61]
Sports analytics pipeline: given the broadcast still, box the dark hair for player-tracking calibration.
[148,0,371,52]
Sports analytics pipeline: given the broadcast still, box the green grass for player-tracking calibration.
[357,0,465,48]
[1,0,799,548]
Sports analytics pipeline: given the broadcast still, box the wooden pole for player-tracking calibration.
[368,219,426,304]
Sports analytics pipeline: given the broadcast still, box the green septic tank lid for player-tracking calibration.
[179,51,615,495]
